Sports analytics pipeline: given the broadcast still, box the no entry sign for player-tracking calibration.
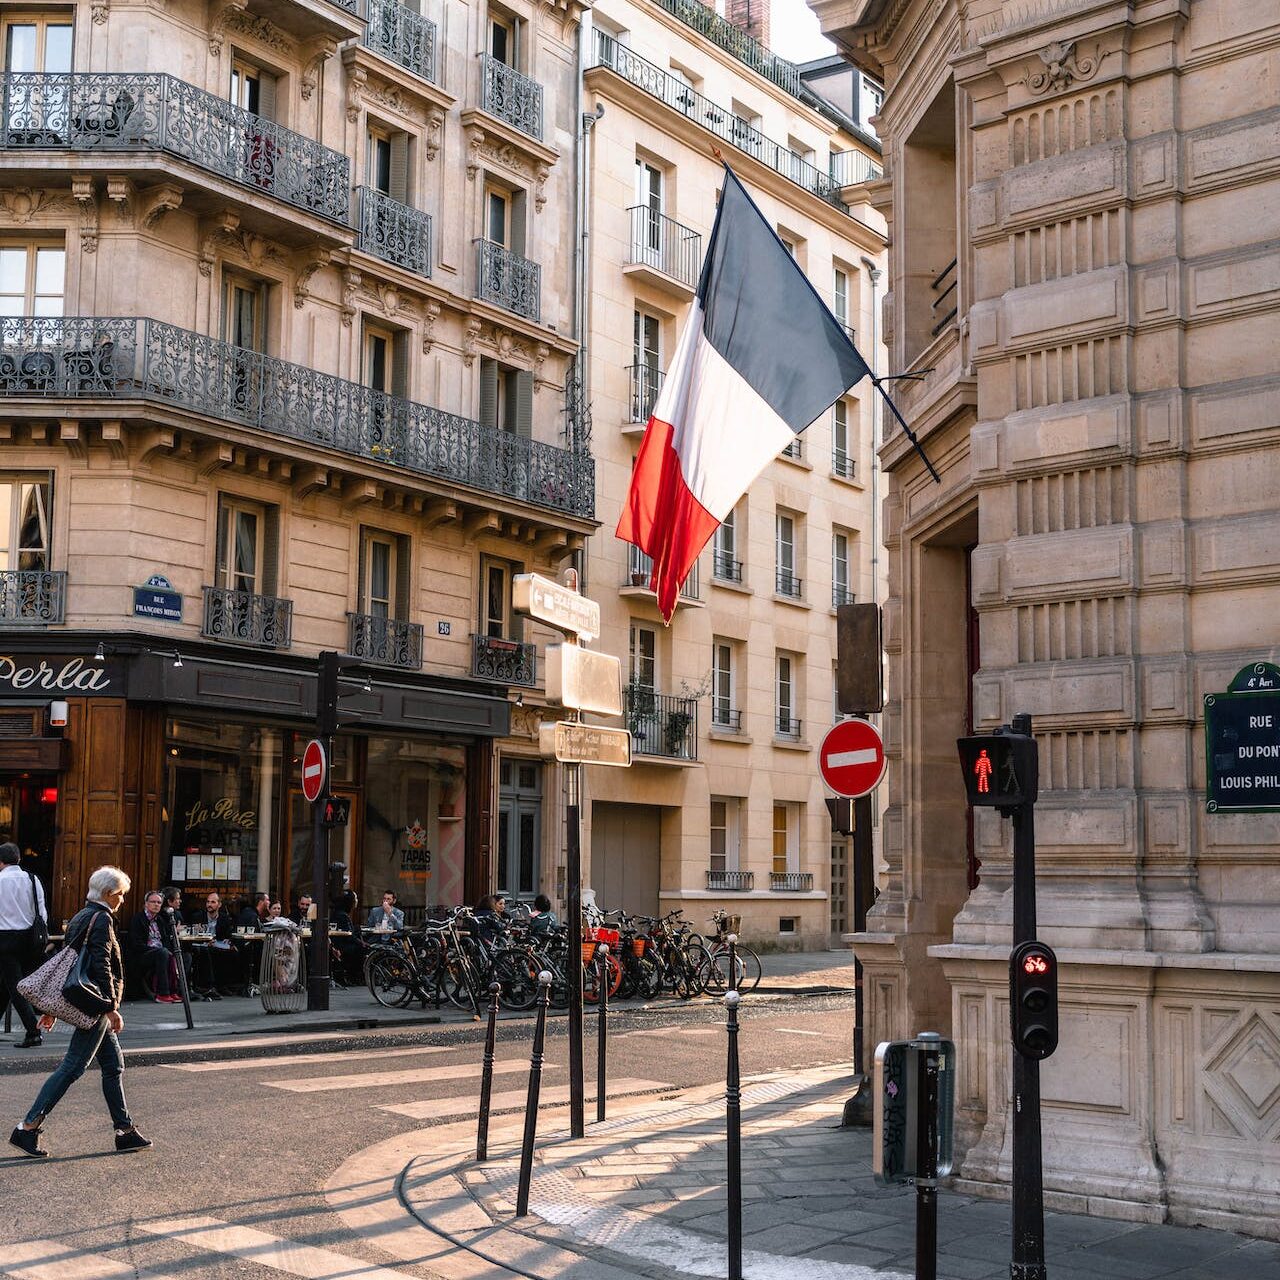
[819,718,887,798]
[302,738,327,803]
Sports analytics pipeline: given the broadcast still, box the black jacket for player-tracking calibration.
[66,902,124,1011]
[188,906,234,942]
[127,908,166,958]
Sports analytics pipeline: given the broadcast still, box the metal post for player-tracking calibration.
[915,1035,941,1280]
[566,761,585,1139]
[727,932,738,994]
[596,941,609,1123]
[852,792,874,1076]
[307,791,331,1011]
[516,971,553,1217]
[163,907,194,1030]
[477,980,501,1161]
[725,989,743,1280]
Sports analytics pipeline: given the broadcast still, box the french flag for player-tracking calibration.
[616,167,872,621]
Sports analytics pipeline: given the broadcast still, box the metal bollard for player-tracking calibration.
[596,942,610,1123]
[476,980,501,1162]
[515,970,553,1218]
[725,987,743,1280]
[727,931,739,994]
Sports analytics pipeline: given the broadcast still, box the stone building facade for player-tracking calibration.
[577,0,887,947]
[814,0,1280,1238]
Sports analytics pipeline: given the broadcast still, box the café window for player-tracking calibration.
[0,241,65,317]
[3,15,72,73]
[215,495,278,596]
[0,475,51,571]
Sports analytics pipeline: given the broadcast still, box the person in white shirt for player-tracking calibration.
[0,842,48,1048]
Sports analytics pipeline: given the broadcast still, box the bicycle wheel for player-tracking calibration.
[739,946,763,991]
[439,956,478,1010]
[366,953,414,1008]
[636,954,661,999]
[493,949,539,1011]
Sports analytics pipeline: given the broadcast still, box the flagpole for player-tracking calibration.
[871,375,942,484]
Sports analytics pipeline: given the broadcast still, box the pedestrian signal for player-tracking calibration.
[321,795,351,828]
[1010,940,1058,1060]
[957,733,1038,809]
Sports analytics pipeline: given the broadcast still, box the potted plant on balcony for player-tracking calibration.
[664,708,693,756]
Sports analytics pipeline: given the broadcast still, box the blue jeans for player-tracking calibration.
[24,1016,133,1131]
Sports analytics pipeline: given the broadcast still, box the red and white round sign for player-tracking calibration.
[301,738,327,803]
[819,718,886,799]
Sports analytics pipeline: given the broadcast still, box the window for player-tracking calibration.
[3,16,72,73]
[833,268,849,327]
[860,74,884,131]
[489,10,517,68]
[486,186,509,247]
[712,641,735,728]
[230,57,276,119]
[480,557,519,639]
[363,323,410,397]
[216,497,276,596]
[772,803,794,877]
[713,508,740,582]
[776,654,796,736]
[479,358,532,436]
[833,531,853,607]
[222,274,267,353]
[710,797,739,874]
[0,476,51,571]
[359,529,406,621]
[635,159,662,222]
[776,512,800,597]
[367,128,410,202]
[0,242,64,317]
[629,622,656,690]
[632,309,661,420]
[833,400,854,478]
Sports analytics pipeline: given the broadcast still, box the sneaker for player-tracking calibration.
[9,1126,47,1158]
[16,1033,42,1049]
[163,995,182,1004]
[114,1127,153,1152]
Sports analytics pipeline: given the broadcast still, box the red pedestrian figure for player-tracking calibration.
[974,749,993,794]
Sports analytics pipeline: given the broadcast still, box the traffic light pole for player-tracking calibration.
[566,759,585,1139]
[852,792,875,1078]
[308,652,339,1012]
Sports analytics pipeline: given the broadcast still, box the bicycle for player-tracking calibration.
[698,909,763,993]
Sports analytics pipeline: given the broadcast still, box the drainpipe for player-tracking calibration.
[860,256,882,608]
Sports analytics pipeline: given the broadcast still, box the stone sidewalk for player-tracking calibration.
[328,1065,1280,1280]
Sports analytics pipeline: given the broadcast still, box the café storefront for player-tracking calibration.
[0,639,508,924]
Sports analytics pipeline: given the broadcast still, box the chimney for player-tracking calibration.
[724,0,770,48]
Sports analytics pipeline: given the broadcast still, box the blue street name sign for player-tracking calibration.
[133,574,183,623]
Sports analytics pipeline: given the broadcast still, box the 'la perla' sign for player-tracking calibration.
[0,655,114,694]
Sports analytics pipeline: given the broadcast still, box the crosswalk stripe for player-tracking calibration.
[265,1058,549,1092]
[375,1076,671,1120]
[136,1215,417,1278]
[775,1027,826,1037]
[617,1025,720,1038]
[0,1240,143,1280]
[165,1044,455,1072]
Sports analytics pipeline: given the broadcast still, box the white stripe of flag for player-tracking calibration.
[826,748,879,769]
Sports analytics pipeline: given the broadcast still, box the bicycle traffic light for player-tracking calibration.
[1010,940,1058,1060]
[957,731,1038,809]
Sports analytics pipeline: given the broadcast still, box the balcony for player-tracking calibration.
[0,569,65,625]
[347,612,423,670]
[780,436,804,462]
[624,546,700,603]
[201,586,292,649]
[0,73,350,224]
[480,55,543,140]
[706,869,754,892]
[931,258,958,339]
[474,239,541,322]
[355,187,432,279]
[832,584,856,608]
[592,32,847,212]
[775,568,803,599]
[829,149,882,189]
[712,550,743,584]
[832,448,856,480]
[776,714,802,740]
[653,0,802,97]
[626,685,698,761]
[471,634,536,687]
[364,0,437,82]
[627,363,663,424]
[710,707,742,733]
[625,205,701,293]
[770,871,814,892]
[0,317,594,520]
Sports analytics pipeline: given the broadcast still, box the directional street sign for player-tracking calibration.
[301,738,327,803]
[514,573,601,642]
[819,718,887,799]
[546,644,624,716]
[539,721,632,767]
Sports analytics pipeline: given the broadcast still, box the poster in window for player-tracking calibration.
[227,855,242,881]
[199,854,216,880]
[214,854,229,880]
[171,855,187,882]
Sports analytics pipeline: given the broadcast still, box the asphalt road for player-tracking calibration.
[0,992,856,1279]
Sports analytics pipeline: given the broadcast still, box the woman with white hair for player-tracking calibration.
[9,866,151,1158]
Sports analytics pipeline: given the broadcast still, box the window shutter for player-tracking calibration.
[257,71,277,122]
[356,528,368,610]
[395,534,412,620]
[261,505,280,596]
[514,370,533,438]
[215,501,229,588]
[510,191,527,256]
[391,330,409,399]
[479,358,498,428]
[389,133,409,203]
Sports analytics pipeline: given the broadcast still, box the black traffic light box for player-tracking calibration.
[321,795,351,829]
[957,731,1038,809]
[1010,940,1058,1060]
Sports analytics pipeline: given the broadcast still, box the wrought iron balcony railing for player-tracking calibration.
[0,73,350,222]
[0,317,594,519]
[710,706,742,732]
[832,584,856,608]
[653,0,802,97]
[0,569,65,625]
[471,633,536,687]
[356,186,431,278]
[829,149,883,187]
[832,448,856,480]
[780,436,804,461]
[594,32,847,212]
[706,869,754,891]
[626,205,701,288]
[474,239,541,322]
[627,545,699,600]
[770,871,814,892]
[931,257,959,338]
[480,54,543,140]
[625,685,698,760]
[347,611,423,669]
[776,714,802,739]
[201,586,292,649]
[364,0,437,82]
[775,568,803,599]
[712,550,743,583]
[627,363,663,423]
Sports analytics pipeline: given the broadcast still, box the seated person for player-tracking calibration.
[267,901,283,922]
[473,894,507,944]
[291,894,314,926]
[127,890,178,1003]
[529,893,558,939]
[188,891,240,996]
[367,891,404,932]
[237,892,270,929]
[329,891,365,984]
